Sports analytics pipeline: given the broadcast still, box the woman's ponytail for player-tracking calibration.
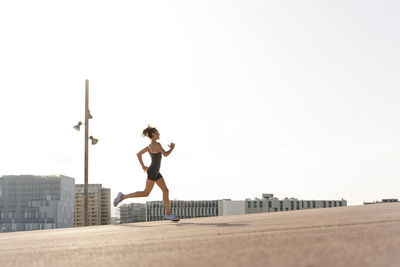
[142,125,157,139]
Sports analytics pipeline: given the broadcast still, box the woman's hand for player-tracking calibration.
[142,165,148,172]
[169,142,175,150]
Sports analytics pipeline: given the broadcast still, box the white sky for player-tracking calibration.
[1,0,399,215]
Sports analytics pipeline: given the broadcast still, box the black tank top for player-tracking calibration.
[148,147,162,171]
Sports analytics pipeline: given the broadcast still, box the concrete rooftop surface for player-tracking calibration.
[0,203,399,267]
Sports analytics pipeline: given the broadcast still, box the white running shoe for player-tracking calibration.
[164,214,180,222]
[113,192,124,207]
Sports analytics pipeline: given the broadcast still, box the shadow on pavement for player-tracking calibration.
[174,222,248,227]
[116,222,249,228]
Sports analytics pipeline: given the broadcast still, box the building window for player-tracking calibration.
[268,201,271,208]
[247,202,251,208]
[259,201,263,208]
[253,202,257,208]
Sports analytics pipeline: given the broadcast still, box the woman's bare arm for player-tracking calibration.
[137,146,149,171]
[155,142,175,157]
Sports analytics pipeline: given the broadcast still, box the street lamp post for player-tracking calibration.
[74,79,99,227]
[84,80,89,227]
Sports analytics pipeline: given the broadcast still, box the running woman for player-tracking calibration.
[113,125,179,222]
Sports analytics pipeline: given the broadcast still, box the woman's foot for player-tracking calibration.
[164,214,180,222]
[113,192,124,207]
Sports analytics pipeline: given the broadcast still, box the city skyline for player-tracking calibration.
[1,0,399,211]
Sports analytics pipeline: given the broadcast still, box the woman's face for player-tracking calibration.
[152,130,160,140]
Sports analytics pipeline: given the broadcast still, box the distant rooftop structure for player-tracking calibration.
[262,194,274,199]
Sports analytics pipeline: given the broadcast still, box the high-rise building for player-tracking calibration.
[74,184,110,227]
[118,203,146,224]
[245,194,347,213]
[0,175,75,233]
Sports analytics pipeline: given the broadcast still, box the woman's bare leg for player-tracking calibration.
[155,178,171,215]
[121,179,155,200]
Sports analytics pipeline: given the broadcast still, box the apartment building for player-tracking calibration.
[74,184,110,227]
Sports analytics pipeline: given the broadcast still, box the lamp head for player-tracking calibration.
[73,122,83,131]
[89,136,98,145]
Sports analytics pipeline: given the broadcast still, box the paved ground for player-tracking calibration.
[0,203,399,267]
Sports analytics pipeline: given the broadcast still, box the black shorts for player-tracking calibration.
[147,169,163,181]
